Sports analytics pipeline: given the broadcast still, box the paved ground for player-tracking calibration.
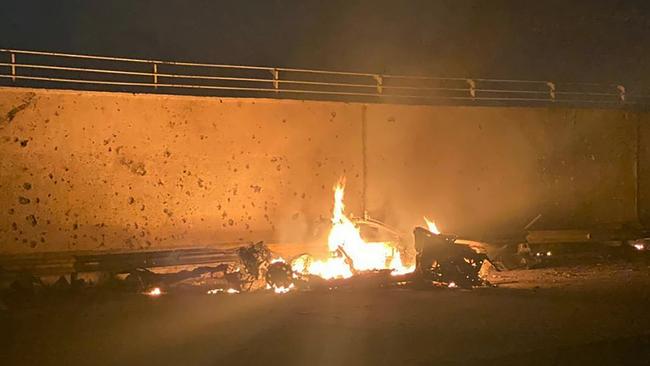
[2,262,650,366]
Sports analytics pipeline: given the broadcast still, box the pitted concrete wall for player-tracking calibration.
[0,87,644,254]
[0,88,364,253]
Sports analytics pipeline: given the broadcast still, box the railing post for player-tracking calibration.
[373,74,383,94]
[546,82,556,101]
[466,79,476,98]
[271,68,279,92]
[153,63,158,89]
[10,52,16,82]
[617,85,626,103]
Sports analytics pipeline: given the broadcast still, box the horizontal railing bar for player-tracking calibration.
[275,67,375,78]
[0,74,633,104]
[384,74,552,85]
[475,89,619,97]
[0,48,274,71]
[555,91,619,97]
[383,85,470,92]
[0,62,276,83]
[384,74,623,89]
[0,74,422,97]
[475,89,549,94]
[0,48,164,64]
[0,62,155,77]
[382,74,470,82]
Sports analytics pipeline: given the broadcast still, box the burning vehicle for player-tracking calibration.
[195,179,497,294]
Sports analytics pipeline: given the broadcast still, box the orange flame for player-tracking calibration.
[292,180,414,279]
[146,287,162,296]
[423,217,441,234]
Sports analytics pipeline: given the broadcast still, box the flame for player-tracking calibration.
[207,288,239,294]
[273,283,294,294]
[146,287,162,296]
[423,216,441,234]
[292,181,413,279]
[292,255,353,280]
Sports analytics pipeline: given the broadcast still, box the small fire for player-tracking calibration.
[273,284,294,294]
[146,287,162,296]
[207,288,239,294]
[633,243,645,251]
[292,181,414,279]
[423,217,441,234]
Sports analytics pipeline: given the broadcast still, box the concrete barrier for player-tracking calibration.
[0,87,644,254]
[0,88,364,253]
[365,105,638,237]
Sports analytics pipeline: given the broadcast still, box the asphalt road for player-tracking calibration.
[2,264,650,366]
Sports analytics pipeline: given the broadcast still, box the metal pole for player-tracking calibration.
[10,53,16,82]
[546,82,556,101]
[617,85,626,103]
[361,104,367,215]
[272,68,279,92]
[153,63,158,88]
[466,79,476,98]
[374,75,383,94]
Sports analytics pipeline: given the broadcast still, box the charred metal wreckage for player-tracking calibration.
[0,221,499,300]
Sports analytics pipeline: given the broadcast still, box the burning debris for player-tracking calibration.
[288,182,414,281]
[207,288,239,295]
[145,287,162,297]
[228,180,496,293]
[0,178,498,300]
[265,260,294,291]
[413,226,493,288]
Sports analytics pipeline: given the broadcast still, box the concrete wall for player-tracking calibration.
[0,88,364,254]
[0,87,644,254]
[365,105,638,237]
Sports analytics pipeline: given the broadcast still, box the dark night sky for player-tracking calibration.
[2,1,650,85]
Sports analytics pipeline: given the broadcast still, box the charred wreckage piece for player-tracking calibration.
[412,227,495,288]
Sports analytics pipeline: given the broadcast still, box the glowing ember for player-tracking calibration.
[273,284,294,294]
[423,216,441,234]
[146,287,162,296]
[633,243,645,251]
[207,288,239,294]
[291,180,413,279]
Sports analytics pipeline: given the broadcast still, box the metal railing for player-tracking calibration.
[1,48,649,106]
